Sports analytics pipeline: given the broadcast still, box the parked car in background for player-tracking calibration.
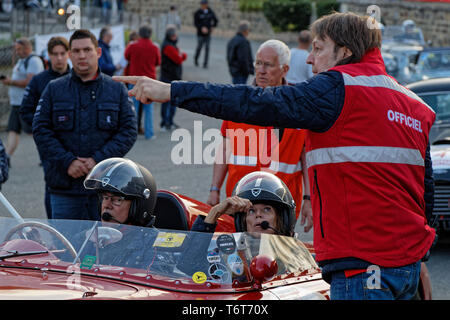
[409,47,450,83]
[381,22,426,48]
[381,22,425,84]
[382,44,423,84]
[408,77,450,234]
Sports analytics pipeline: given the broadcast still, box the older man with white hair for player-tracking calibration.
[207,39,313,232]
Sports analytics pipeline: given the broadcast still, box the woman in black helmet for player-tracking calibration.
[192,171,297,237]
[84,157,157,227]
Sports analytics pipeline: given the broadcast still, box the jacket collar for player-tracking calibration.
[98,39,110,49]
[49,64,71,77]
[70,68,103,84]
[359,47,385,68]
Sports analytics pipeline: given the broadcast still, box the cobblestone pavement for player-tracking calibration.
[0,32,448,299]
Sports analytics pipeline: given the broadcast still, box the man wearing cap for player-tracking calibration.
[193,0,218,68]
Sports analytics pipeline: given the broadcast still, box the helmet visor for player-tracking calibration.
[234,171,294,207]
[84,158,148,198]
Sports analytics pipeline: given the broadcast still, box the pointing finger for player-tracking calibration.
[112,76,140,85]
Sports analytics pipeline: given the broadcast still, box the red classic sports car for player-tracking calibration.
[0,190,330,300]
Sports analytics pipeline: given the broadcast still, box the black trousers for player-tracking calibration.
[194,35,211,67]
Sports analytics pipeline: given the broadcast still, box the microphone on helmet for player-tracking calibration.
[102,212,122,224]
[260,221,282,235]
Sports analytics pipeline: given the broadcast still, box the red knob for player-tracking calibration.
[250,254,278,284]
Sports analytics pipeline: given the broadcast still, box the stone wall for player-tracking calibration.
[340,0,450,47]
[124,0,300,43]
[126,0,450,46]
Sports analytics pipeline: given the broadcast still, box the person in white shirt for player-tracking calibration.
[1,37,44,159]
[286,30,313,84]
[166,5,181,30]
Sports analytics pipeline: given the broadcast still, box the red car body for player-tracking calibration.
[0,190,330,300]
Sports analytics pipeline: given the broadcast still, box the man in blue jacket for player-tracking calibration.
[20,36,71,219]
[33,29,137,221]
[98,27,120,76]
[226,20,254,84]
[20,37,70,128]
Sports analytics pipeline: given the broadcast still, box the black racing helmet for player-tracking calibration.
[84,158,157,227]
[233,171,296,236]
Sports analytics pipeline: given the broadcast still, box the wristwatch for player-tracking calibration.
[303,195,311,200]
[210,186,220,192]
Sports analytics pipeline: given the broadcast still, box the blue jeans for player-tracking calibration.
[130,85,154,139]
[160,101,176,127]
[50,193,100,221]
[330,261,421,300]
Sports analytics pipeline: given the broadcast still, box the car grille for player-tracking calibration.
[434,185,450,216]
[433,185,450,230]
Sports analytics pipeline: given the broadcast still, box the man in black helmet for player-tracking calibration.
[192,171,296,237]
[79,157,179,268]
[84,157,157,227]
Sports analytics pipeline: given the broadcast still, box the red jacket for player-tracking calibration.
[124,38,161,79]
[306,48,436,267]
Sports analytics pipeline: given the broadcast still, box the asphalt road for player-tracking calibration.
[0,32,448,299]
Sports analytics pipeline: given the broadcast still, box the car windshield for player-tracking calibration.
[382,25,425,46]
[0,217,319,290]
[420,92,450,122]
[417,51,450,72]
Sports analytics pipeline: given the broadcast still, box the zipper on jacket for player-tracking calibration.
[314,169,324,238]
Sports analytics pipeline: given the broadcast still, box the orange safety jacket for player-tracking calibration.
[263,128,306,218]
[223,121,306,218]
[222,121,274,196]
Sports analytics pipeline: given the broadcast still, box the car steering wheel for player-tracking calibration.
[4,221,78,260]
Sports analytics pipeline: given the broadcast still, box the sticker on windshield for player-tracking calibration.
[153,232,187,248]
[80,255,96,270]
[207,248,221,263]
[227,253,244,276]
[192,271,207,284]
[208,263,230,283]
[216,234,236,254]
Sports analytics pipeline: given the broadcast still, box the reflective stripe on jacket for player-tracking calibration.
[305,48,436,267]
[223,121,273,196]
[263,128,306,218]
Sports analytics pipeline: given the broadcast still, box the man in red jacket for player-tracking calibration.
[114,12,436,300]
[124,25,161,139]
